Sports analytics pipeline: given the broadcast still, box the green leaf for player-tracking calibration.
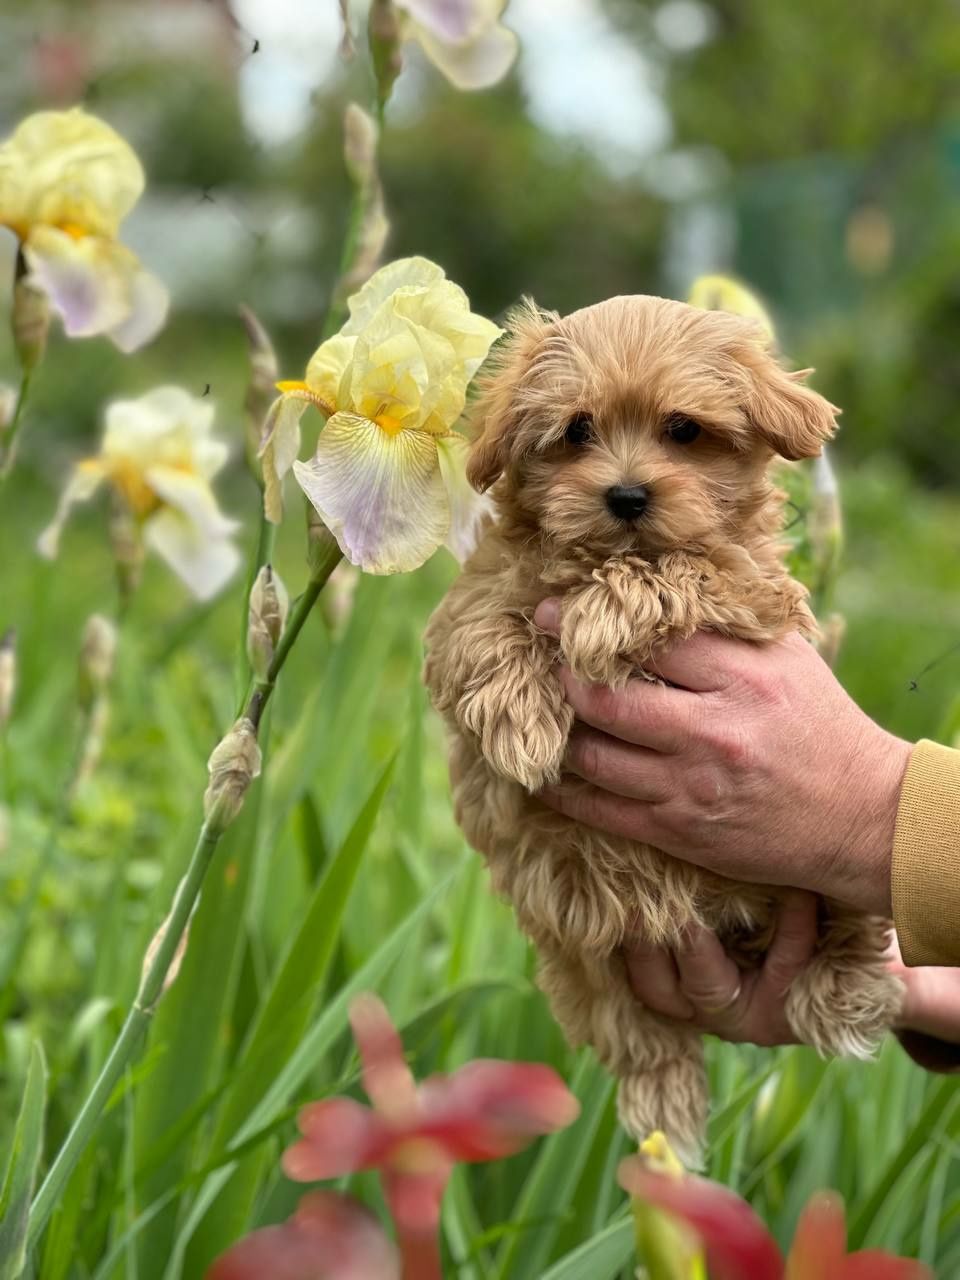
[162,862,467,1279]
[0,1041,47,1280]
[492,1051,615,1280]
[183,761,396,1270]
[847,1077,960,1249]
[132,727,270,1279]
[537,1217,634,1280]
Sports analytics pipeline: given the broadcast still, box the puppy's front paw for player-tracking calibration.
[457,674,572,791]
[559,584,637,688]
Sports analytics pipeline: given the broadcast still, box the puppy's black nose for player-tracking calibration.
[605,483,650,521]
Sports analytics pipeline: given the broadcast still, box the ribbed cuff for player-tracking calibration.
[892,739,960,968]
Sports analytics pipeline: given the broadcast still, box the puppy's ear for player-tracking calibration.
[466,300,555,492]
[735,337,839,460]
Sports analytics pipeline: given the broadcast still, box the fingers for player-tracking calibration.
[756,891,819,998]
[558,668,702,753]
[535,597,804,695]
[624,939,695,1020]
[564,725,671,801]
[538,780,667,846]
[896,965,960,1043]
[673,924,744,1015]
[644,630,762,693]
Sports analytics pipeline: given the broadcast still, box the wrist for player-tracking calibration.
[829,728,912,916]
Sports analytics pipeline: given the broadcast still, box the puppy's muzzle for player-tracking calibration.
[605,483,650,522]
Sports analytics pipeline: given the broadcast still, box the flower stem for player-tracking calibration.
[320,182,368,341]
[27,819,222,1249]
[245,534,342,729]
[26,539,343,1250]
[0,368,33,481]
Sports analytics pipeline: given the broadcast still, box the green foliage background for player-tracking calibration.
[1,0,959,1275]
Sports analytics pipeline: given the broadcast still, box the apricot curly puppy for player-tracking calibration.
[423,295,903,1166]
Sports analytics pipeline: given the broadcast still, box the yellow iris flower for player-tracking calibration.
[395,0,518,90]
[687,273,775,342]
[260,256,501,575]
[0,107,168,351]
[39,387,239,600]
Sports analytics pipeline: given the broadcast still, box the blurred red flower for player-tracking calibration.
[620,1156,931,1280]
[206,1189,400,1280]
[282,993,579,1278]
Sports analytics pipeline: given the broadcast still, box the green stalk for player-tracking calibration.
[26,543,343,1250]
[0,368,33,481]
[320,181,368,341]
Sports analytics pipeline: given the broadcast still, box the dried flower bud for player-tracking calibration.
[78,614,118,710]
[71,697,110,796]
[0,385,16,433]
[0,628,16,730]
[344,103,378,187]
[203,717,262,833]
[12,265,50,373]
[247,564,289,679]
[139,899,191,1010]
[338,0,356,58]
[338,105,389,297]
[239,304,280,482]
[368,0,403,109]
[306,502,344,580]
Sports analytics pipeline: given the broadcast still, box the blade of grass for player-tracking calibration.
[0,1042,46,1280]
[848,1078,960,1248]
[537,1217,634,1280]
[163,863,466,1278]
[492,1051,614,1280]
[183,762,396,1269]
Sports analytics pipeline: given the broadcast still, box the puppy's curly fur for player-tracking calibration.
[423,294,903,1165]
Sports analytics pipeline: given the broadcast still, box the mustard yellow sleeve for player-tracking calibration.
[892,739,960,967]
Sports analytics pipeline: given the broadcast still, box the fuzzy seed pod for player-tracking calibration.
[239,304,279,483]
[139,902,190,1009]
[338,104,389,297]
[203,717,262,833]
[368,0,403,108]
[78,614,118,710]
[12,270,51,373]
[0,385,16,433]
[306,502,343,579]
[0,629,16,730]
[247,564,289,679]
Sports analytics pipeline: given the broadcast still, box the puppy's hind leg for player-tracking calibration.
[538,946,708,1169]
[786,906,904,1059]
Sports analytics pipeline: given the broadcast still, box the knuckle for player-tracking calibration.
[585,683,621,731]
[569,732,603,782]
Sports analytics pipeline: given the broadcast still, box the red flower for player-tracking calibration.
[206,1190,400,1280]
[619,1158,931,1280]
[282,993,580,1279]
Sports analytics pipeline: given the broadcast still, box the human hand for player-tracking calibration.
[624,891,816,1047]
[888,936,960,1046]
[624,901,960,1051]
[533,604,912,917]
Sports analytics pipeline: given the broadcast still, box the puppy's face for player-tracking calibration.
[467,295,837,557]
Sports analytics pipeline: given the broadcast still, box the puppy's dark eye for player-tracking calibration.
[666,417,702,444]
[564,413,593,446]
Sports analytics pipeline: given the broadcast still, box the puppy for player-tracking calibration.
[423,294,903,1165]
